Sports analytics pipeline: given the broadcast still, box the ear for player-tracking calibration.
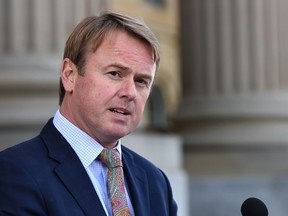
[61,58,78,93]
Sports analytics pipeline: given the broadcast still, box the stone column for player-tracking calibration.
[0,0,110,149]
[178,0,288,146]
[177,0,288,215]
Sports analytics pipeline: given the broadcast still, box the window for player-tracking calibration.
[146,0,165,8]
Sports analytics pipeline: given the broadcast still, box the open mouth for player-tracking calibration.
[109,108,129,115]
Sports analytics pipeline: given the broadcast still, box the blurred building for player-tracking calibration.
[2,0,288,215]
[0,0,188,215]
[0,0,112,148]
[177,0,288,215]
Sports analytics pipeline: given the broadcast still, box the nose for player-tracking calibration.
[119,79,137,100]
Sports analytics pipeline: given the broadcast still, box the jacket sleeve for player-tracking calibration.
[160,169,178,216]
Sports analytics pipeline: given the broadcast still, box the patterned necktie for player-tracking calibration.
[100,149,131,216]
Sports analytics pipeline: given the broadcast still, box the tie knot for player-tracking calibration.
[100,149,122,168]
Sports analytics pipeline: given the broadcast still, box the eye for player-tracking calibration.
[108,71,121,78]
[135,78,149,87]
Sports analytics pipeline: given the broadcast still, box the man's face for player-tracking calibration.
[61,30,156,148]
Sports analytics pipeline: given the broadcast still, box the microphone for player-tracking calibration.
[241,197,268,216]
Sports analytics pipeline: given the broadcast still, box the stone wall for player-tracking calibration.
[178,0,288,214]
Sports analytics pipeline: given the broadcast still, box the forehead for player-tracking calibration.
[95,30,155,66]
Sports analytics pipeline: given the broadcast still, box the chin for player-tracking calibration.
[106,124,135,138]
[114,131,130,139]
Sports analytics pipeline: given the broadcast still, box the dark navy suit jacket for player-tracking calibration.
[0,119,177,216]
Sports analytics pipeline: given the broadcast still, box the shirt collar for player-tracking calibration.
[53,110,122,168]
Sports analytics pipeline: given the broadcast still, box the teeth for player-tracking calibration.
[112,109,126,114]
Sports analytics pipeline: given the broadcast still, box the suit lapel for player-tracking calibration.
[122,147,150,216]
[54,160,106,216]
[40,119,106,216]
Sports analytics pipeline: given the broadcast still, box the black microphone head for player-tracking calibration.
[241,197,268,216]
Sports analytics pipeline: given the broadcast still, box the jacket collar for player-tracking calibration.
[40,119,106,216]
[41,118,150,216]
[122,146,150,216]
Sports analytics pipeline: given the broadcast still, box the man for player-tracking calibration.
[0,12,177,216]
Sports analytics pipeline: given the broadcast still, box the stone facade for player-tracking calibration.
[0,0,112,148]
[5,0,288,214]
[0,0,188,215]
[177,0,288,215]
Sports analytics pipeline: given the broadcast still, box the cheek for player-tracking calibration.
[76,78,101,96]
[94,84,113,102]
[74,80,98,107]
[83,82,113,107]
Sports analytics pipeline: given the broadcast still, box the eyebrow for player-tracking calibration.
[108,63,131,72]
[107,63,153,81]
